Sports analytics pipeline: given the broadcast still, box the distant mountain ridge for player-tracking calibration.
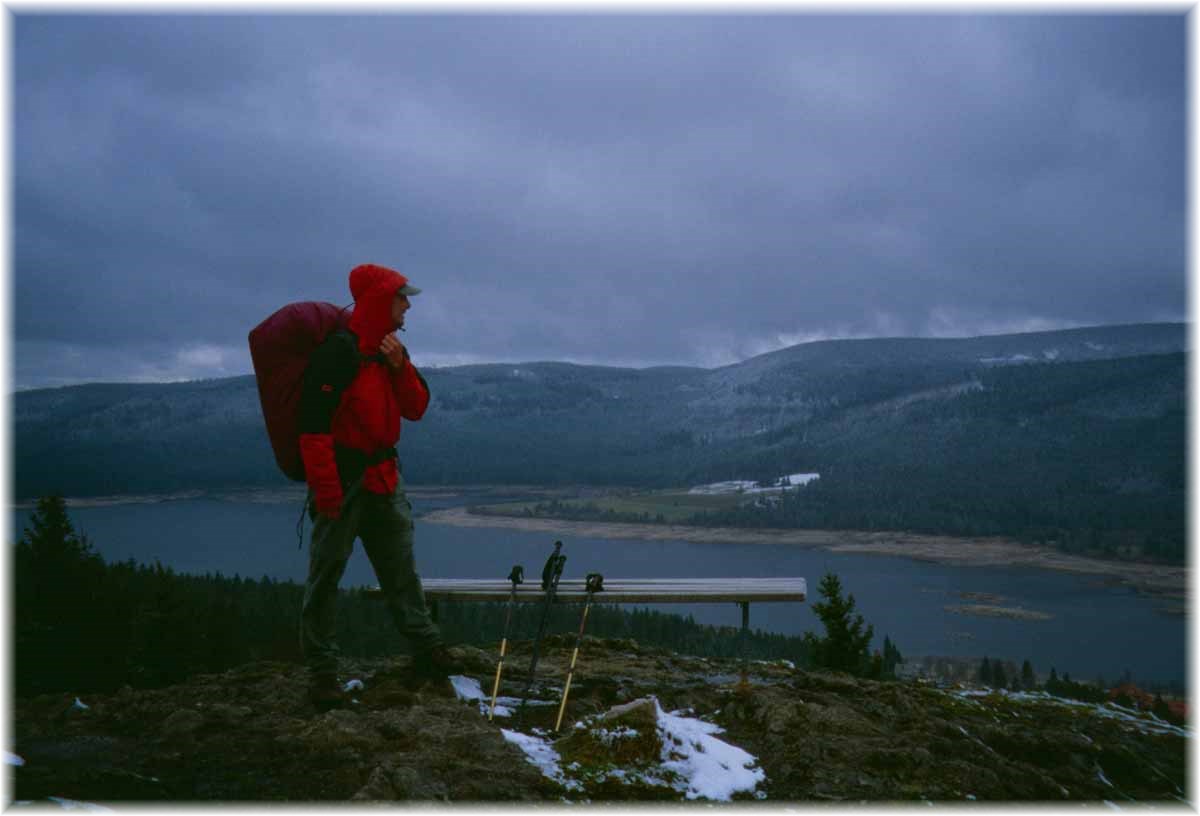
[13,322,1187,560]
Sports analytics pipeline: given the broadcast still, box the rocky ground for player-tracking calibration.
[9,637,1191,805]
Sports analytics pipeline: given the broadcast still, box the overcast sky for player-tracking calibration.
[11,12,1186,390]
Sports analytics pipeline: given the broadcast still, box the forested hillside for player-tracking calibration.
[694,353,1186,561]
[13,323,1186,560]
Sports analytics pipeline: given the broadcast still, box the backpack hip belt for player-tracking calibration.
[334,444,400,489]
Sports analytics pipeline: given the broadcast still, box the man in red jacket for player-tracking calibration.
[298,263,457,710]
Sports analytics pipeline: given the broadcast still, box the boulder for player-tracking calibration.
[296,709,381,753]
[352,762,448,801]
[160,709,204,741]
[557,696,663,768]
[207,704,253,726]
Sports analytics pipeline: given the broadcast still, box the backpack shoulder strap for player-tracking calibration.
[298,328,362,434]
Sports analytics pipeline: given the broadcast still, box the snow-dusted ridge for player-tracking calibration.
[951,688,1190,739]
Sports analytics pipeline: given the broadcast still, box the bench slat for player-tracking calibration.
[363,577,806,605]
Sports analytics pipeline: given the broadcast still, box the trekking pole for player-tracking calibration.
[517,540,566,723]
[488,564,524,722]
[554,572,604,733]
[540,540,564,590]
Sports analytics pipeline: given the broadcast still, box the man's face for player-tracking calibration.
[391,292,411,329]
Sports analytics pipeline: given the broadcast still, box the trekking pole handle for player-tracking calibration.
[508,565,524,585]
[541,540,564,590]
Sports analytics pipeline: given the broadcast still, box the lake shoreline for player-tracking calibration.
[421,506,1188,601]
[15,487,1186,602]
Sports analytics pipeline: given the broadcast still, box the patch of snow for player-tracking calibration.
[343,679,364,693]
[1105,701,1143,717]
[654,698,764,801]
[978,354,1035,366]
[744,474,820,494]
[689,473,819,496]
[6,751,25,767]
[500,728,583,792]
[1104,801,1121,811]
[488,693,764,801]
[1042,348,1060,361]
[595,726,640,745]
[1097,768,1114,788]
[486,702,513,718]
[47,798,113,813]
[688,480,759,495]
[450,675,484,701]
[966,794,976,801]
[71,698,89,711]
[450,674,548,718]
[1086,342,1107,351]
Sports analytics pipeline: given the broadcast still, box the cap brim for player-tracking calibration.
[399,284,421,296]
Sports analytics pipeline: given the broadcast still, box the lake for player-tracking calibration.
[10,489,1188,689]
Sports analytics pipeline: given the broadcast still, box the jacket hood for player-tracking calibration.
[347,263,409,353]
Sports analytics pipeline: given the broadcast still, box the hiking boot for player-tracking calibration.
[307,672,346,711]
[412,644,465,678]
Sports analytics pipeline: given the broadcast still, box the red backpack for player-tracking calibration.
[248,301,353,482]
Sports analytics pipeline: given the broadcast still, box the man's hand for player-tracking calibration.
[380,333,409,369]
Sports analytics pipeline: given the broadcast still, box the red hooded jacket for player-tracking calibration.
[298,264,430,516]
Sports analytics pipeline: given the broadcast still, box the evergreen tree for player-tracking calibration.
[993,661,1007,690]
[18,495,102,595]
[978,657,992,687]
[1021,659,1036,690]
[801,573,874,675]
[14,496,107,694]
[866,650,885,680]
[882,636,903,677]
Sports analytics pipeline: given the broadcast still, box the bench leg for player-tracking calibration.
[739,602,750,687]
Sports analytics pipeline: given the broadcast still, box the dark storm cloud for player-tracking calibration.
[12,13,1186,388]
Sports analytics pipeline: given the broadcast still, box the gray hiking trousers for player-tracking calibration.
[300,474,441,676]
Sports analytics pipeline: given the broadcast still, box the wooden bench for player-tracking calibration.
[366,576,807,644]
